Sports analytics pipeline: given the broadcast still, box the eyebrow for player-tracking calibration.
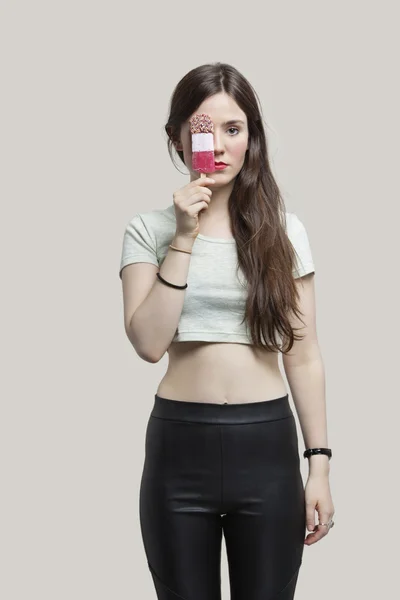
[222,119,245,126]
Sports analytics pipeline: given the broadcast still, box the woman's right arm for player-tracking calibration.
[125,233,195,362]
[123,175,215,362]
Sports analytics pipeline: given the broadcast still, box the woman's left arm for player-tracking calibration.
[282,272,335,544]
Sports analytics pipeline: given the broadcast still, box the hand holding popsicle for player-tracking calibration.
[172,113,216,239]
[173,175,215,239]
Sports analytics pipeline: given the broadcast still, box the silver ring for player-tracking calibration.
[319,519,334,529]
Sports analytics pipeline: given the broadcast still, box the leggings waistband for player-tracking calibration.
[151,393,292,425]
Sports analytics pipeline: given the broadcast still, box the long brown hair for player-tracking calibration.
[165,62,306,354]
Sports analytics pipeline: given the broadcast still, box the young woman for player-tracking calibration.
[119,62,335,600]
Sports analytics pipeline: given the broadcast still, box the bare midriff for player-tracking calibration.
[156,341,287,405]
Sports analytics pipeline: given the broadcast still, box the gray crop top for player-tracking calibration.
[119,203,315,345]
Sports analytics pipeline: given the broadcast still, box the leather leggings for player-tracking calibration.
[139,393,306,600]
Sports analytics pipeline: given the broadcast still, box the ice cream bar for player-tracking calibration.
[189,113,215,174]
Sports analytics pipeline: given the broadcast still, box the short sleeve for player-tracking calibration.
[287,213,315,279]
[119,214,159,279]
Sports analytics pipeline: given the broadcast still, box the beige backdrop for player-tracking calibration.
[1,0,398,598]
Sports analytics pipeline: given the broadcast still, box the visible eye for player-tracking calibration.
[227,127,239,135]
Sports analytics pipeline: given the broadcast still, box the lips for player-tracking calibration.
[215,162,227,166]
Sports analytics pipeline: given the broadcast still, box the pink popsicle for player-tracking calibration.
[189,113,215,174]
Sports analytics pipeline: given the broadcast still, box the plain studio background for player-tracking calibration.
[1,1,398,598]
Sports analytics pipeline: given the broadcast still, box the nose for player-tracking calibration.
[213,130,224,154]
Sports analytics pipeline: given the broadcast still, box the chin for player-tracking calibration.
[216,170,237,180]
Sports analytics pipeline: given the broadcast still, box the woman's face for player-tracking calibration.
[176,92,249,184]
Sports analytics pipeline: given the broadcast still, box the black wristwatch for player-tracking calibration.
[303,447,332,460]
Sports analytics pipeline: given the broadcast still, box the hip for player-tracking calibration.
[147,393,300,474]
[143,393,303,513]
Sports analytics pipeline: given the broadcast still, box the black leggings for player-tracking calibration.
[139,393,306,600]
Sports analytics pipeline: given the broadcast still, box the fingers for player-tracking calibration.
[306,504,316,533]
[190,176,215,187]
[304,507,335,546]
